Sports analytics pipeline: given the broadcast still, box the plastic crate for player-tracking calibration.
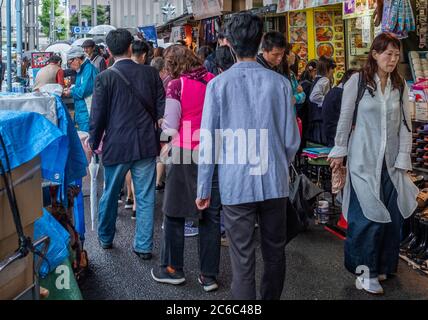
[408,51,428,81]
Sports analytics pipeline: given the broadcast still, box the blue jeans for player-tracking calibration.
[98,157,156,253]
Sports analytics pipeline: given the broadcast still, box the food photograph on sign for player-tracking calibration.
[315,12,333,26]
[317,43,334,57]
[316,27,334,41]
[292,43,308,60]
[289,12,306,26]
[290,27,308,42]
[290,0,304,10]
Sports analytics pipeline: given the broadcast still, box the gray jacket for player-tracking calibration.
[197,61,300,205]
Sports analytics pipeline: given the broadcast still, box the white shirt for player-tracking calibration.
[329,73,418,223]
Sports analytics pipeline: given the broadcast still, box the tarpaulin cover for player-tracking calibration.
[0,110,68,183]
[0,92,58,125]
[34,209,71,278]
[53,95,88,184]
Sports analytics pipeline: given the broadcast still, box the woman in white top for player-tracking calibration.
[307,56,336,145]
[328,33,418,295]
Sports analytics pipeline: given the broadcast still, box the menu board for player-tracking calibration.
[314,10,346,83]
[288,11,308,75]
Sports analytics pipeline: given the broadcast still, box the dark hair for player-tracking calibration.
[317,56,336,77]
[340,68,359,85]
[225,12,263,58]
[153,47,164,58]
[132,40,150,57]
[164,45,203,78]
[262,31,286,52]
[218,31,226,40]
[197,46,213,61]
[215,46,235,72]
[48,55,62,64]
[363,32,403,91]
[300,59,318,81]
[106,28,133,56]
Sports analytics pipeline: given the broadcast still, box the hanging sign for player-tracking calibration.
[170,26,183,43]
[343,0,375,19]
[138,25,159,48]
[191,0,222,20]
[277,0,343,13]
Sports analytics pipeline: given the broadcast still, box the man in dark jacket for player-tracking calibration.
[256,31,286,73]
[82,39,107,73]
[89,29,165,259]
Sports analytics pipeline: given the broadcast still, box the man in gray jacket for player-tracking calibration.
[196,13,300,300]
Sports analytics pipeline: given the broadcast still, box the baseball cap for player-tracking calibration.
[66,46,85,60]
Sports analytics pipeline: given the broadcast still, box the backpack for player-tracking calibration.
[352,72,411,132]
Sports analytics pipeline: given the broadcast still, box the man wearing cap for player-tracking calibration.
[82,39,107,73]
[63,46,98,132]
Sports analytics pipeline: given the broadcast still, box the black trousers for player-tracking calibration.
[223,198,287,300]
[160,173,221,277]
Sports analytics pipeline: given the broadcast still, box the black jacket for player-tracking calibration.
[89,59,165,166]
[322,86,343,147]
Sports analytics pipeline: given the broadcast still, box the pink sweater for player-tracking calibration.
[162,67,215,150]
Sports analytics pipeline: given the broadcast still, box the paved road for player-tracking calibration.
[79,175,428,300]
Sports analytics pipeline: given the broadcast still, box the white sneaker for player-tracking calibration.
[356,276,384,295]
[378,274,387,282]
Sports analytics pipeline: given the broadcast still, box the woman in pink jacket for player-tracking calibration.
[151,45,221,292]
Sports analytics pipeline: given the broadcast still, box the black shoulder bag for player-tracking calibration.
[110,66,161,151]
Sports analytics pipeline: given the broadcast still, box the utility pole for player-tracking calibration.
[35,0,39,49]
[28,0,35,50]
[49,0,55,43]
[92,0,97,27]
[0,0,4,62]
[6,0,11,91]
[16,0,23,77]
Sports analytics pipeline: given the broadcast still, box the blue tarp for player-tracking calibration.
[53,95,88,184]
[0,110,68,182]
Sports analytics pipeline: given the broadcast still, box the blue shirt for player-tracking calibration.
[197,62,300,205]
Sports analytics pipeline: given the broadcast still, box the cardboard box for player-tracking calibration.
[0,254,34,300]
[416,102,428,121]
[0,157,42,242]
[0,222,35,300]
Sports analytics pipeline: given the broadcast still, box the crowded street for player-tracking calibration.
[1,0,428,307]
[78,173,428,300]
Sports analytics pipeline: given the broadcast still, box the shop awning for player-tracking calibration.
[156,13,194,33]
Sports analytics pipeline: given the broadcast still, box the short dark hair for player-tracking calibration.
[317,55,336,76]
[106,28,133,56]
[262,31,286,52]
[225,12,263,59]
[48,55,62,64]
[132,40,150,57]
[215,46,235,72]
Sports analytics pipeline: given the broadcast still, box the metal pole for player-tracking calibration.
[78,0,81,27]
[16,0,22,77]
[6,0,11,91]
[92,0,97,27]
[0,0,4,62]
[35,0,39,49]
[49,0,54,43]
[28,0,35,50]
[24,0,28,50]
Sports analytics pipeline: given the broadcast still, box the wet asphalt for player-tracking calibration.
[79,172,428,300]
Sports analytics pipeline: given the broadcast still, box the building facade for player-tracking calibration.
[109,0,187,28]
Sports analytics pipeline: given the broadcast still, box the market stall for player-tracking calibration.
[0,91,88,300]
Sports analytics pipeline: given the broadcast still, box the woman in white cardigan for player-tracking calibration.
[328,33,418,295]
